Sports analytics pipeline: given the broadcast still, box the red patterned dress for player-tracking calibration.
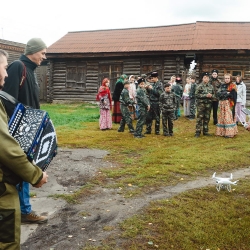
[215,82,238,138]
[96,79,112,130]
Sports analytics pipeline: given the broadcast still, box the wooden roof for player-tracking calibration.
[47,21,250,54]
[0,39,25,52]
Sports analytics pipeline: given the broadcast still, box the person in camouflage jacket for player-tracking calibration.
[189,75,197,120]
[209,69,222,125]
[134,78,150,138]
[159,83,176,136]
[195,72,215,137]
[171,77,183,120]
[118,80,135,133]
[145,72,163,134]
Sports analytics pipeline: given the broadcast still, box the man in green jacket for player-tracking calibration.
[0,49,48,250]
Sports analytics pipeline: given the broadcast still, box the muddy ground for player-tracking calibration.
[21,148,250,250]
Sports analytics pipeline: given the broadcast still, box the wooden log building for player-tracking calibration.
[4,21,250,104]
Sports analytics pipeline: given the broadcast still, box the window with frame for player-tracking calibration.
[66,62,86,88]
[224,69,244,79]
[141,58,164,80]
[99,63,122,92]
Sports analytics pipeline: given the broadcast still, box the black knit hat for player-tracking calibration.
[24,38,47,55]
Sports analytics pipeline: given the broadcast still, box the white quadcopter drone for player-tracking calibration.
[212,172,239,192]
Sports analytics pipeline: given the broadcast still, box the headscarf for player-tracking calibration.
[96,78,112,107]
[116,74,127,84]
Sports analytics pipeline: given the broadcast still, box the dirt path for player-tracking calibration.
[21,148,250,250]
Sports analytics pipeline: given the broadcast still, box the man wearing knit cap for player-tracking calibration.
[3,38,48,224]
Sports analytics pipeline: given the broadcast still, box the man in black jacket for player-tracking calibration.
[3,38,48,224]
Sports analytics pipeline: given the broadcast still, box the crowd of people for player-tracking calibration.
[97,69,248,139]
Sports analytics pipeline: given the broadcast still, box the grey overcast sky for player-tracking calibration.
[1,0,249,47]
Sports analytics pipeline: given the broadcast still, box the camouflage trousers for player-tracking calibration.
[118,104,134,131]
[134,106,147,136]
[189,98,196,118]
[145,103,161,134]
[195,102,212,134]
[162,110,175,135]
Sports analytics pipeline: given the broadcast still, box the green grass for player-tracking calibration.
[119,179,250,250]
[41,102,99,129]
[41,102,250,249]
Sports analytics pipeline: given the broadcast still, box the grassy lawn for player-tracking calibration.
[42,102,250,250]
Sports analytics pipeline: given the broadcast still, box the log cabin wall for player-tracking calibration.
[163,55,186,84]
[86,61,99,101]
[48,56,188,102]
[0,40,25,62]
[123,58,141,77]
[48,53,250,104]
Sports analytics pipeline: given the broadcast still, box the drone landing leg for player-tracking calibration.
[216,184,221,192]
[227,184,231,192]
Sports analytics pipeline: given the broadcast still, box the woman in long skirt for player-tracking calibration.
[216,73,238,138]
[96,78,112,130]
[112,74,128,123]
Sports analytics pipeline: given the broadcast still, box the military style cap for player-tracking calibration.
[141,74,147,78]
[137,78,145,84]
[202,72,209,78]
[150,71,158,77]
[211,69,218,74]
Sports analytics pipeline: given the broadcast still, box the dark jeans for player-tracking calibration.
[212,101,219,124]
[145,103,160,133]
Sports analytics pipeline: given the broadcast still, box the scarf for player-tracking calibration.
[97,85,112,107]
[227,82,237,108]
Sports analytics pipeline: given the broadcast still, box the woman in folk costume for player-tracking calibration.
[216,73,238,138]
[112,74,128,123]
[96,78,112,130]
[182,76,191,117]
